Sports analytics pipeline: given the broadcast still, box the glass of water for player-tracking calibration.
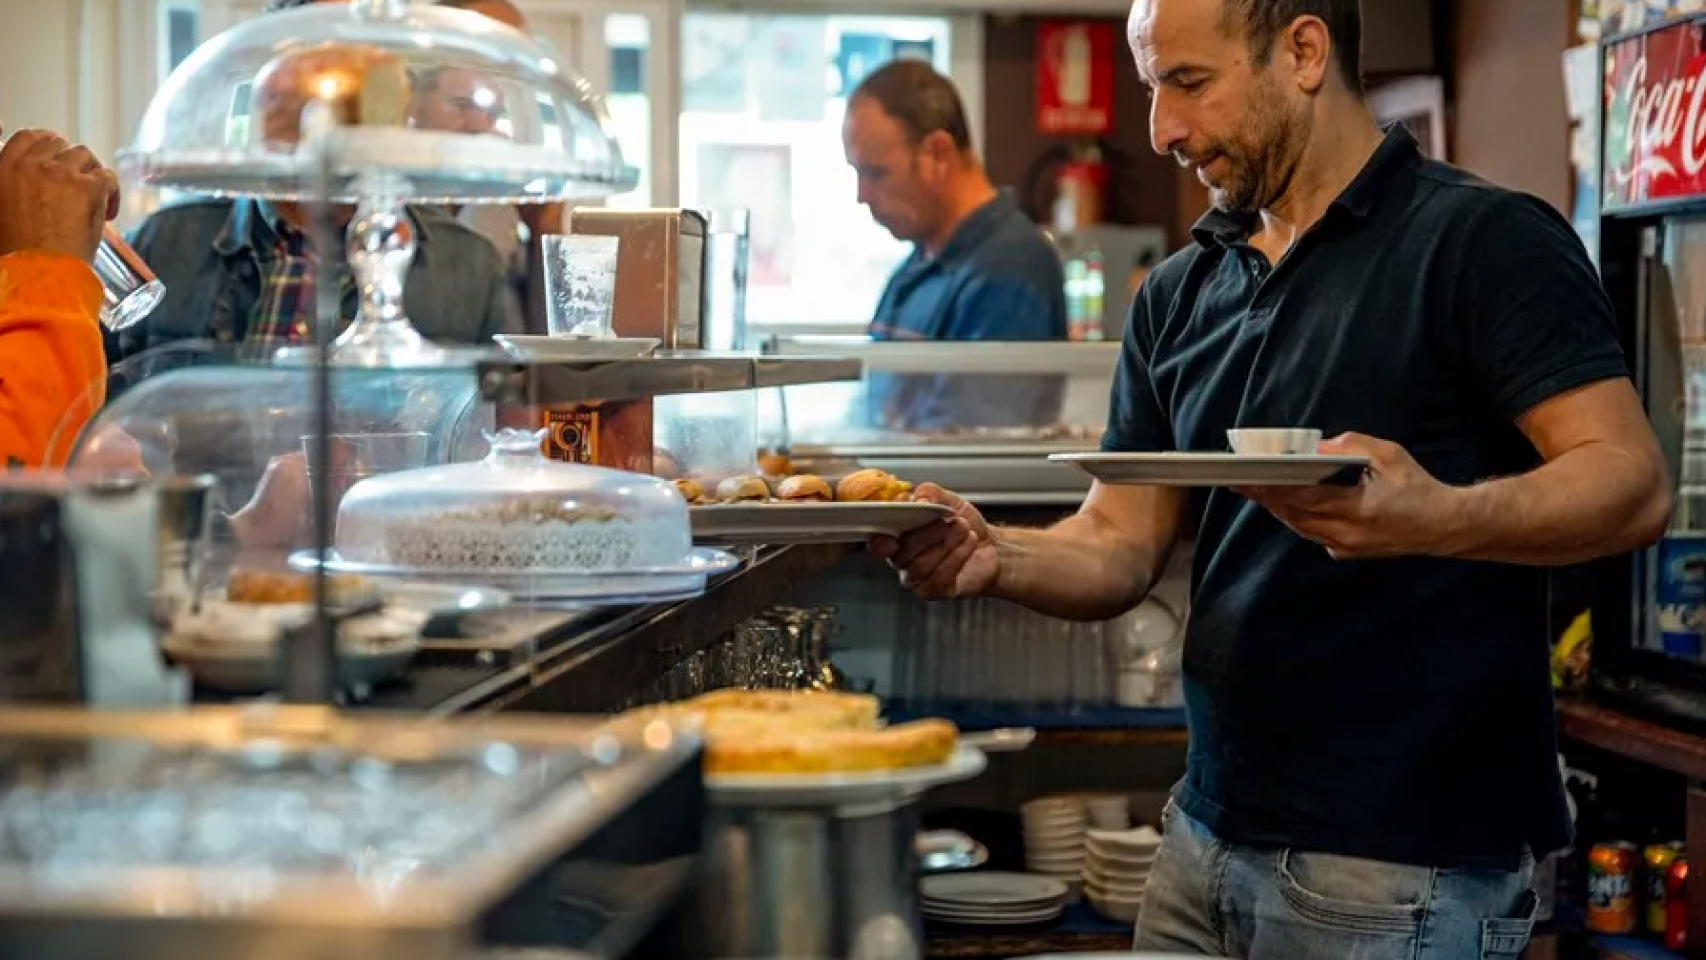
[541,233,619,338]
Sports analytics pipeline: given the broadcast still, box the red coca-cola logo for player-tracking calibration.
[1605,22,1706,208]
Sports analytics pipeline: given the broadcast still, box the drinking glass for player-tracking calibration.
[541,233,619,338]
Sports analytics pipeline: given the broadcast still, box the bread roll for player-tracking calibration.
[716,475,770,502]
[777,475,832,502]
[835,468,913,503]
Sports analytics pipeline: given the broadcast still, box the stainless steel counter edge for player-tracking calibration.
[425,543,851,717]
[475,355,863,405]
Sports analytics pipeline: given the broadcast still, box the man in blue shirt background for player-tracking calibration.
[843,59,1067,431]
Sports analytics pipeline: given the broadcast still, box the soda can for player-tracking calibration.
[1657,534,1706,660]
[1589,841,1639,934]
[1647,842,1684,934]
[1667,854,1690,952]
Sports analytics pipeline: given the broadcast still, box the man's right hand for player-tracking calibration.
[0,126,122,262]
[871,483,999,600]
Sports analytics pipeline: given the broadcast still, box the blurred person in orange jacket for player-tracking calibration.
[0,126,122,469]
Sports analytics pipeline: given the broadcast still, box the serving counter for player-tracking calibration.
[759,338,1119,506]
[13,333,1174,960]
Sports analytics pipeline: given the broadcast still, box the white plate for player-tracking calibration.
[706,745,986,810]
[921,872,1069,909]
[493,334,661,360]
[163,634,418,694]
[1049,452,1369,487]
[288,547,740,602]
[370,581,511,617]
[690,501,953,544]
[923,904,1065,926]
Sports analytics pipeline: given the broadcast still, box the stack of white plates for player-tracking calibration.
[1021,797,1088,894]
[1021,794,1130,897]
[1083,826,1162,923]
[921,873,1070,927]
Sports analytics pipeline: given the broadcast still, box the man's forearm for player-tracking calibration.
[1440,442,1671,565]
[989,511,1163,621]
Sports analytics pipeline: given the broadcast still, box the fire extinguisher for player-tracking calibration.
[1052,142,1108,233]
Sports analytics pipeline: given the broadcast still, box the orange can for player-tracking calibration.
[1589,841,1639,934]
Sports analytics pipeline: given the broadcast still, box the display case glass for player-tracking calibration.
[124,0,634,203]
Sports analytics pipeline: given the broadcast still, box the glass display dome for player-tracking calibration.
[50,350,491,584]
[123,0,634,203]
[308,429,735,600]
[122,0,638,367]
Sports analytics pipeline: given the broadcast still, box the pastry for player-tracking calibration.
[716,475,771,503]
[607,689,956,776]
[689,689,881,728]
[672,478,707,504]
[758,451,793,477]
[226,568,370,605]
[835,469,913,503]
[776,475,832,502]
[704,719,958,775]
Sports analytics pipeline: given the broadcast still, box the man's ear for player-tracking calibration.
[1284,15,1332,94]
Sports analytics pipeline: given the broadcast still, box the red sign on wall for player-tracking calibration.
[1036,21,1115,137]
[1604,19,1706,209]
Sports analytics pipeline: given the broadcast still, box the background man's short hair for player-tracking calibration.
[1220,0,1365,96]
[850,59,973,153]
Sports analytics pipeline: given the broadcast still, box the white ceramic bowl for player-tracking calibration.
[1227,428,1322,455]
[1085,867,1151,894]
[1087,843,1157,870]
[1082,795,1130,830]
[1023,796,1086,816]
[1088,826,1161,851]
[1087,888,1146,924]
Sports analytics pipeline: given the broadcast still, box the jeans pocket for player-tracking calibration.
[1480,891,1539,959]
[1275,849,1430,937]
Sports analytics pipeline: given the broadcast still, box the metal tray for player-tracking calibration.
[1050,452,1368,487]
[690,502,953,544]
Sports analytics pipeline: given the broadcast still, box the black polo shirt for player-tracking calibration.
[1105,127,1628,867]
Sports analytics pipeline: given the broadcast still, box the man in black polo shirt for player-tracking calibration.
[876,0,1671,956]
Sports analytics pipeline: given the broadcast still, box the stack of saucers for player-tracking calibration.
[1083,826,1161,923]
[921,873,1070,927]
[1021,796,1089,898]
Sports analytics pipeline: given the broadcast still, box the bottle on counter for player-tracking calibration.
[1645,841,1684,935]
[1667,854,1690,951]
[1064,237,1105,342]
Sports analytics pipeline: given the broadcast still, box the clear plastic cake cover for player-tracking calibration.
[307,428,735,600]
[48,350,492,592]
[122,0,635,203]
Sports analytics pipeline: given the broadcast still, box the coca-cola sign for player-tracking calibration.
[1605,20,1706,210]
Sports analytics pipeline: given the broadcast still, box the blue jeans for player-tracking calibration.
[1133,801,1539,959]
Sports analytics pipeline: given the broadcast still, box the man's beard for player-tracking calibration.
[1196,75,1303,214]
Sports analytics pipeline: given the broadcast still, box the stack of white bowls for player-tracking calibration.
[1083,826,1161,923]
[1021,794,1131,899]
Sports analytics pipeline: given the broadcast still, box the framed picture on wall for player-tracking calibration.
[1369,76,1448,161]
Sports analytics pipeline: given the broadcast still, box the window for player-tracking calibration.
[603,13,653,210]
[158,1,202,86]
[679,12,966,328]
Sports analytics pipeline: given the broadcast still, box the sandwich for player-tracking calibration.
[835,468,913,503]
[715,475,771,503]
[776,474,833,502]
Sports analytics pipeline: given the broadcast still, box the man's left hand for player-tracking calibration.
[1233,433,1460,561]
